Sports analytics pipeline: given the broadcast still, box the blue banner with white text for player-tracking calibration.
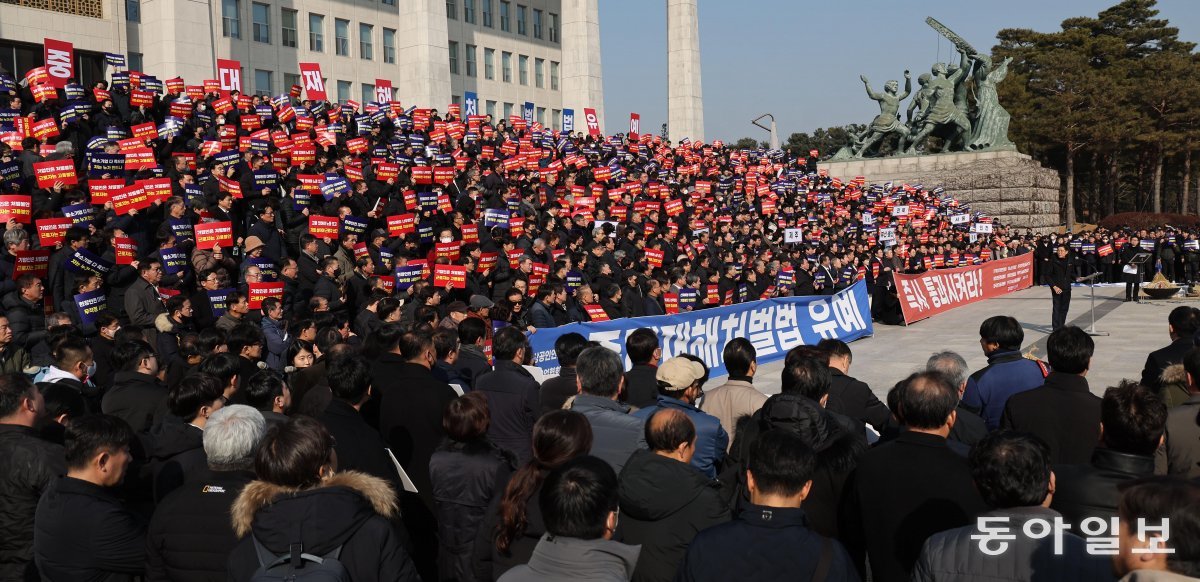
[529,280,874,378]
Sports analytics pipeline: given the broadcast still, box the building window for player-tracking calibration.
[254,70,272,96]
[499,1,509,32]
[448,41,459,75]
[337,80,351,102]
[550,61,559,90]
[463,0,475,23]
[536,107,545,125]
[361,83,375,104]
[383,28,396,64]
[518,54,528,85]
[252,3,270,43]
[282,9,298,48]
[481,0,492,27]
[284,73,301,92]
[533,9,542,39]
[501,51,512,83]
[359,23,373,60]
[309,13,324,52]
[516,4,526,35]
[484,48,495,80]
[486,100,496,118]
[335,19,349,56]
[503,102,513,119]
[535,57,544,88]
[452,95,461,106]
[446,0,456,19]
[125,0,140,22]
[129,52,144,72]
[465,44,477,77]
[552,109,560,130]
[222,0,240,38]
[549,13,558,42]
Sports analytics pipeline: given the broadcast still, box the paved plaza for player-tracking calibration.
[718,284,1189,400]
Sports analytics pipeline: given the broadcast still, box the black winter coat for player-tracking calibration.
[1001,372,1101,465]
[827,369,891,432]
[319,398,401,485]
[429,441,515,582]
[1051,447,1156,530]
[226,471,420,582]
[623,364,660,409]
[102,371,169,434]
[838,431,987,582]
[474,360,540,465]
[34,476,146,582]
[472,482,548,581]
[617,449,729,582]
[373,356,457,511]
[0,425,65,582]
[145,417,207,503]
[2,293,46,357]
[146,469,254,582]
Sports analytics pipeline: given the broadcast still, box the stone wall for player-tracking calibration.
[820,150,1062,231]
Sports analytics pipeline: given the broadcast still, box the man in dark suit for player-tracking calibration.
[1121,237,1144,302]
[1048,245,1076,331]
[1002,326,1102,465]
[839,371,987,582]
[623,328,661,408]
[319,355,400,485]
[819,339,890,433]
[1140,305,1200,391]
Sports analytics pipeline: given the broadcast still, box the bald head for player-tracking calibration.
[645,408,695,454]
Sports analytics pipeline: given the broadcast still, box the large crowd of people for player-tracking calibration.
[0,60,1199,582]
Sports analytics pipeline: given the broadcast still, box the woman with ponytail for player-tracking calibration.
[471,409,593,581]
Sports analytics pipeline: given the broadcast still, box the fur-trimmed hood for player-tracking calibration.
[231,471,397,545]
[1160,363,1187,388]
[155,312,175,333]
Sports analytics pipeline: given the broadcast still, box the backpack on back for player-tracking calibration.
[250,536,350,582]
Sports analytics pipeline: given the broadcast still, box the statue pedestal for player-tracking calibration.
[819,150,1061,231]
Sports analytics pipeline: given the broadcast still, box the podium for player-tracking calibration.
[1077,272,1108,337]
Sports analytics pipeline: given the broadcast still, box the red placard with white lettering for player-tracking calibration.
[308,216,340,239]
[33,160,77,188]
[583,108,600,137]
[110,185,149,216]
[88,179,124,205]
[114,236,137,265]
[131,122,157,141]
[663,293,679,315]
[629,113,640,141]
[43,38,74,88]
[645,249,664,268]
[584,304,609,321]
[13,250,50,280]
[298,62,326,101]
[217,59,242,92]
[387,213,416,237]
[0,195,32,224]
[432,264,467,289]
[248,282,285,309]
[194,221,234,249]
[35,217,72,247]
[31,118,59,141]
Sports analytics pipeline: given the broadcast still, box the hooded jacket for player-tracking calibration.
[497,534,641,582]
[0,425,65,582]
[146,417,207,503]
[146,469,254,582]
[429,440,516,582]
[226,471,420,582]
[616,449,729,582]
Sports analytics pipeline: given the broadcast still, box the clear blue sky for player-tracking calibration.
[597,0,1200,143]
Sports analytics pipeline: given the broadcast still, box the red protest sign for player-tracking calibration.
[194,221,234,249]
[298,62,326,100]
[123,148,156,170]
[31,83,57,103]
[138,178,172,203]
[434,242,460,262]
[309,216,340,239]
[583,108,600,137]
[13,250,50,280]
[35,217,72,247]
[43,38,74,88]
[131,122,158,141]
[432,264,467,289]
[114,236,137,265]
[645,248,664,268]
[33,160,77,188]
[663,293,679,315]
[217,59,242,92]
[31,118,59,141]
[584,304,609,321]
[89,179,124,204]
[129,90,153,108]
[477,252,499,273]
[248,282,285,309]
[110,185,149,215]
[0,195,32,224]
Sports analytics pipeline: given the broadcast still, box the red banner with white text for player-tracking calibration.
[894,254,1034,324]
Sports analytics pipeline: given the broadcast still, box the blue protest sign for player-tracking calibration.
[74,289,108,325]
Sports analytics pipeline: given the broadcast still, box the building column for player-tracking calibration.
[561,0,604,134]
[667,0,704,142]
[397,0,451,109]
[139,0,215,84]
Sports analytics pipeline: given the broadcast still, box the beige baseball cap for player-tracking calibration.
[656,357,706,391]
